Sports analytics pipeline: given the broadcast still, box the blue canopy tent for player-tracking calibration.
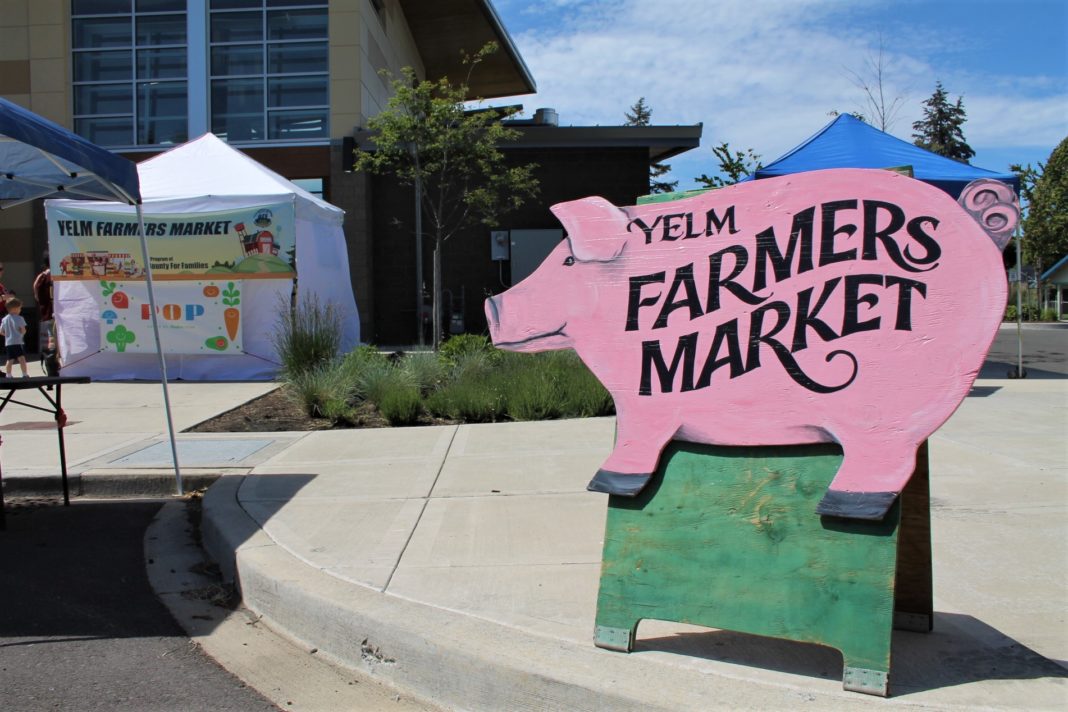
[750,114,1019,198]
[0,97,183,491]
[749,113,1026,377]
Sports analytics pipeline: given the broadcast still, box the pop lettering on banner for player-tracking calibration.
[485,169,1018,521]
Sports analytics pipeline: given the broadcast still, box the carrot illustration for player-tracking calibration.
[222,282,241,340]
[224,308,240,340]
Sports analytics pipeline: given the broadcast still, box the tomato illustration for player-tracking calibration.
[203,285,220,298]
[111,291,129,309]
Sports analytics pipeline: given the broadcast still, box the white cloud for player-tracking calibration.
[499,0,1067,183]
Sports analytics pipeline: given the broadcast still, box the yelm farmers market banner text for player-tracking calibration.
[48,202,295,280]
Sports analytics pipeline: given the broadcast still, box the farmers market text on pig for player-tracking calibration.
[626,199,940,396]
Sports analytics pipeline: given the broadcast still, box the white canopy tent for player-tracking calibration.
[51,133,360,380]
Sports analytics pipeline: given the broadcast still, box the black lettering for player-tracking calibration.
[706,245,766,312]
[662,213,686,241]
[627,215,663,244]
[904,216,941,268]
[705,206,739,235]
[695,318,745,388]
[820,200,858,266]
[747,301,860,394]
[752,206,816,291]
[684,213,703,239]
[625,271,665,331]
[653,263,703,329]
[639,333,698,395]
[842,274,883,336]
[885,276,927,330]
[791,277,841,352]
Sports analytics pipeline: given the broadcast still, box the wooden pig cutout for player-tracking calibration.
[485,169,1017,520]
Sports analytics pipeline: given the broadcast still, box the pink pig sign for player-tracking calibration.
[485,169,1018,520]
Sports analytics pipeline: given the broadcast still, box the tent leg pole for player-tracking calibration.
[136,204,183,495]
[1015,225,1025,379]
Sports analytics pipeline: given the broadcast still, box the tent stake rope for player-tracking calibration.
[135,203,183,495]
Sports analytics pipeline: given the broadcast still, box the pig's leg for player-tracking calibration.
[815,438,919,520]
[587,416,678,497]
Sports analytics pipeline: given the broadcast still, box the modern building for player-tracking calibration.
[1,0,701,345]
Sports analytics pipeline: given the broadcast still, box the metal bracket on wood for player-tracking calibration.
[893,610,933,633]
[843,666,889,696]
[593,625,633,652]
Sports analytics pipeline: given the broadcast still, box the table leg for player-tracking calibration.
[1,434,6,531]
[55,384,69,506]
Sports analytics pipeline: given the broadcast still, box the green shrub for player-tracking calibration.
[1004,304,1017,321]
[555,353,614,417]
[1040,308,1059,322]
[400,351,446,395]
[273,294,342,377]
[377,384,423,425]
[354,358,409,406]
[425,379,505,422]
[286,362,355,422]
[438,333,500,369]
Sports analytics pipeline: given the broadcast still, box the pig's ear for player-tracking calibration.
[550,196,628,262]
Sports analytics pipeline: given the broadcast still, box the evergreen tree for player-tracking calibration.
[912,81,975,163]
[694,142,763,189]
[625,98,677,194]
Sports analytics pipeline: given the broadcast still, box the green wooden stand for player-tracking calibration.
[594,441,932,697]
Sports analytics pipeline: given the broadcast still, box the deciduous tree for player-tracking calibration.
[694,142,763,189]
[1017,137,1068,303]
[354,43,538,347]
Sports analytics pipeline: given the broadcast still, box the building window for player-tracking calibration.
[209,0,329,143]
[71,0,189,147]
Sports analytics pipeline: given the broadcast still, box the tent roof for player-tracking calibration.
[137,133,342,220]
[0,97,141,206]
[752,114,1019,197]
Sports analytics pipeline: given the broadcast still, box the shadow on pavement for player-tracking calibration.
[979,359,1067,380]
[634,611,1067,695]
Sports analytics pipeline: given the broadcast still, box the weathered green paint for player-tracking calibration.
[595,441,900,685]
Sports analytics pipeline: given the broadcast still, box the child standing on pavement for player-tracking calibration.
[2,297,29,377]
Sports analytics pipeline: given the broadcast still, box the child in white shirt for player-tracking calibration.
[1,297,29,377]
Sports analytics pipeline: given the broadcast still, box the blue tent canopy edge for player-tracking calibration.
[751,114,1019,198]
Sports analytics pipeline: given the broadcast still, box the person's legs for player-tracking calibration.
[18,354,28,377]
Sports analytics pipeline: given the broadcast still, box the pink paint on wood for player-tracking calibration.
[485,169,1017,520]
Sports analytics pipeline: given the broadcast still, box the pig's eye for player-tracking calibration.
[563,256,575,266]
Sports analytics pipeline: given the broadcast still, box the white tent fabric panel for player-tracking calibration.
[56,278,289,380]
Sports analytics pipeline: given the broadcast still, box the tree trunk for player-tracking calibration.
[432,235,443,349]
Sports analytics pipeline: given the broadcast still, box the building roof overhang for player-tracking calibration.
[398,0,536,100]
[508,124,704,163]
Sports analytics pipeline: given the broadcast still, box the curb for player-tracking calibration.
[2,469,237,498]
[202,477,881,712]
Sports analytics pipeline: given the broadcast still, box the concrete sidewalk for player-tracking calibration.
[2,374,1064,709]
[198,375,1067,710]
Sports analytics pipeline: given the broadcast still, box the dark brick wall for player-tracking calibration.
[370,146,650,345]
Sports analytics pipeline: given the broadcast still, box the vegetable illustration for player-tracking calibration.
[222,282,240,341]
[106,325,136,353]
[101,309,118,324]
[111,291,129,309]
[203,285,220,298]
[205,336,229,351]
[100,280,116,297]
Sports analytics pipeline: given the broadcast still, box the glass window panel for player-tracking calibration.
[267,42,325,74]
[74,83,133,115]
[136,14,185,45]
[137,47,185,78]
[73,50,132,82]
[267,9,326,40]
[75,117,133,146]
[137,81,187,144]
[211,44,263,76]
[210,0,260,8]
[72,17,132,48]
[267,109,327,139]
[267,0,326,7]
[211,11,263,43]
[136,0,185,11]
[267,75,326,108]
[291,177,323,198]
[212,78,264,141]
[72,0,131,14]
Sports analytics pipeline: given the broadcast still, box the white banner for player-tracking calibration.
[98,280,244,355]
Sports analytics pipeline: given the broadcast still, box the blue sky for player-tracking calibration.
[491,0,1068,191]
